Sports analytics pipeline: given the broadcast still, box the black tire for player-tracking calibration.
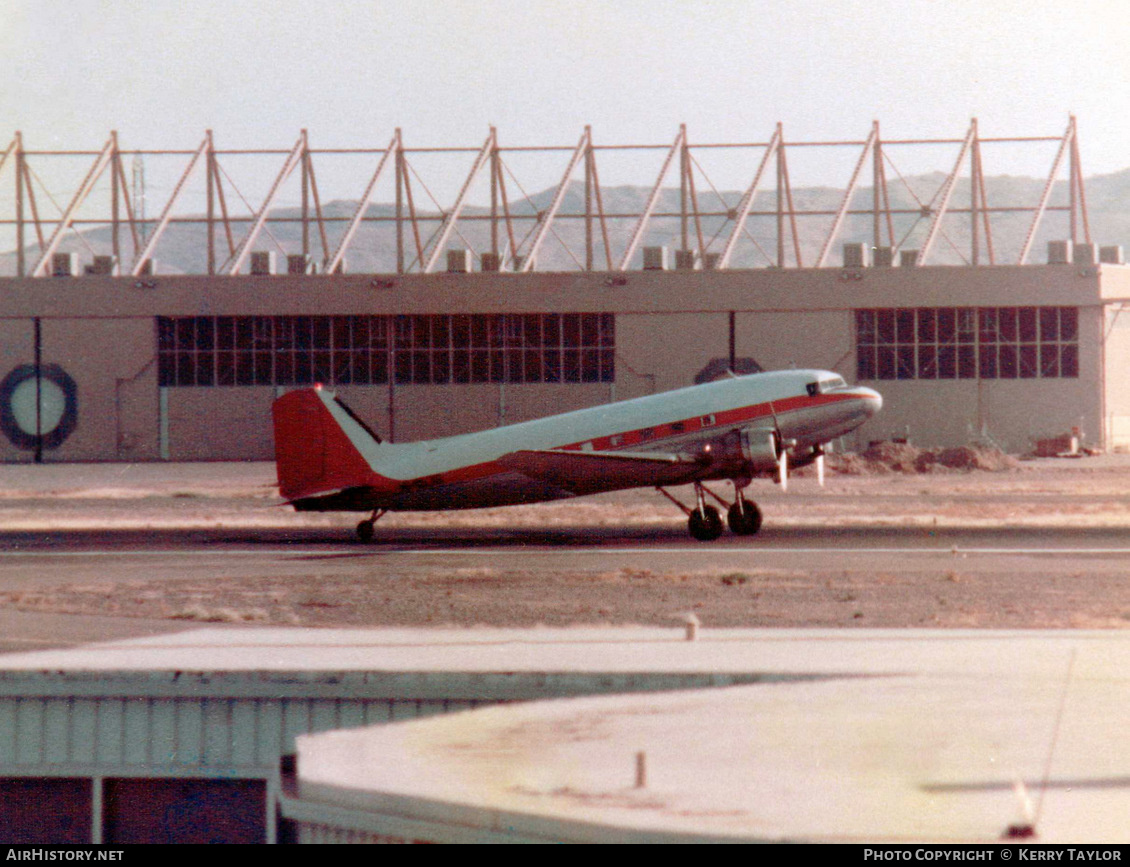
[688,505,724,541]
[356,520,375,543]
[727,499,763,535]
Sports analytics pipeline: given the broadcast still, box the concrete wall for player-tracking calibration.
[864,305,1105,453]
[0,264,1113,461]
[44,318,159,462]
[618,312,729,397]
[0,317,158,463]
[166,387,276,461]
[1100,267,1130,450]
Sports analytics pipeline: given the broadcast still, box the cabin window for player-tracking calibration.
[855,306,1079,382]
[157,313,616,388]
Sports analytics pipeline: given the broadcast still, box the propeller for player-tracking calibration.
[769,401,789,492]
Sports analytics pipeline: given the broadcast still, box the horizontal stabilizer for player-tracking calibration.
[498,448,699,494]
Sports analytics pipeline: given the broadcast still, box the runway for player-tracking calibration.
[2,523,1130,653]
[5,520,1130,551]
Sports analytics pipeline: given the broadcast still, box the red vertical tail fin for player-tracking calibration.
[271,388,385,502]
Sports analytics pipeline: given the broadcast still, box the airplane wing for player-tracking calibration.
[497,448,702,494]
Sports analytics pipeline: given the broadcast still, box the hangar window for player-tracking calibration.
[157,313,615,388]
[855,307,1079,382]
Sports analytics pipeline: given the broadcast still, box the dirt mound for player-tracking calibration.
[828,442,1020,475]
[934,446,1021,472]
[863,441,921,472]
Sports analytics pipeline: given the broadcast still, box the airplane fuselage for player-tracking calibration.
[278,369,881,513]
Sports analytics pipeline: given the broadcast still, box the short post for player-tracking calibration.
[684,612,699,641]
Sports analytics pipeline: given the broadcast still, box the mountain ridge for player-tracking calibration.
[4,169,1126,275]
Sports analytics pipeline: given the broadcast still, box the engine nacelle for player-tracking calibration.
[789,444,824,469]
[739,428,782,472]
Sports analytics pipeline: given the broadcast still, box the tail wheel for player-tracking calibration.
[355,509,387,543]
[727,498,762,535]
[688,505,724,541]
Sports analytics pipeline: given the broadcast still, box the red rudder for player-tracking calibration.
[271,389,380,502]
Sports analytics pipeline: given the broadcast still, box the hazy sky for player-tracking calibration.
[3,0,1130,203]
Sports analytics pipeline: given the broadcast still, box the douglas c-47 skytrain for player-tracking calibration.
[272,369,882,541]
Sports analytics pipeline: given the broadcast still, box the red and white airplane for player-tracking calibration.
[272,369,882,542]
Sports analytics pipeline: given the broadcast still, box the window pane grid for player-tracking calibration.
[856,306,1078,381]
[158,313,615,387]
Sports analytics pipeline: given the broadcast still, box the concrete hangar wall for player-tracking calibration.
[0,261,1122,463]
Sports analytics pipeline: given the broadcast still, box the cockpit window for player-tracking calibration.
[807,376,849,396]
[822,376,848,391]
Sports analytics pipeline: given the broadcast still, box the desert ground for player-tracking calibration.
[1,447,1130,633]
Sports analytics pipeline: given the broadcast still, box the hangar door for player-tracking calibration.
[102,778,267,844]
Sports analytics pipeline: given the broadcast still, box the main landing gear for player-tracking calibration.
[727,494,763,536]
[657,482,763,542]
[356,509,388,543]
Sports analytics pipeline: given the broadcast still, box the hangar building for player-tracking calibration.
[2,119,1127,463]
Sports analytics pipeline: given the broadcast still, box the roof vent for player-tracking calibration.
[287,254,316,275]
[250,251,277,275]
[843,242,869,268]
[1073,243,1097,266]
[85,255,118,276]
[446,249,471,273]
[675,250,697,270]
[1047,240,1073,265]
[642,246,669,271]
[52,252,78,277]
[1100,245,1125,265]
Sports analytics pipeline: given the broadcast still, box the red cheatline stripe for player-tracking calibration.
[377,392,858,491]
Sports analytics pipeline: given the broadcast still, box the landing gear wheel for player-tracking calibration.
[727,498,763,536]
[688,505,724,541]
[356,520,375,543]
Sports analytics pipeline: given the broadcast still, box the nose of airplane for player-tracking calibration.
[857,386,883,416]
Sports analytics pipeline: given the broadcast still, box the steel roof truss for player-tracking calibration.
[618,126,685,271]
[816,123,878,267]
[520,128,590,273]
[423,130,495,273]
[918,121,977,265]
[717,125,781,270]
[131,134,209,276]
[31,135,115,277]
[227,132,306,275]
[1017,117,1075,265]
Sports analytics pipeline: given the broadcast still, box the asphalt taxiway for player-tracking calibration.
[3,523,1130,651]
